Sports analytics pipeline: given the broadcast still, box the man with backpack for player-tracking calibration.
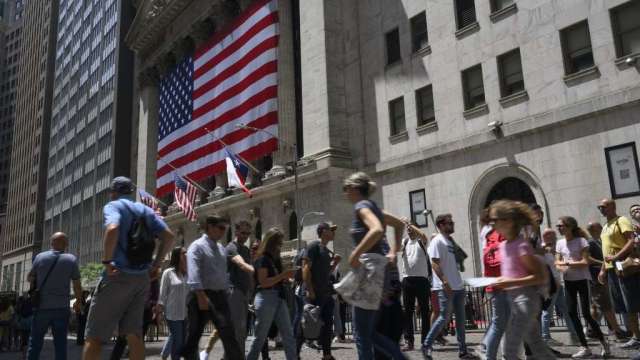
[82,177,175,360]
[26,232,83,360]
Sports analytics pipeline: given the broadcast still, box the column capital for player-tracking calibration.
[138,67,160,88]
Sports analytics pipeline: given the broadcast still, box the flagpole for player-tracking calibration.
[156,156,209,193]
[203,126,261,174]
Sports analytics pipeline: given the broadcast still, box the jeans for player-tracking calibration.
[541,285,577,340]
[161,320,186,360]
[401,276,430,346]
[504,287,555,360]
[181,290,243,360]
[353,306,405,360]
[565,279,605,345]
[247,290,297,360]
[423,290,467,354]
[482,290,510,360]
[27,308,70,360]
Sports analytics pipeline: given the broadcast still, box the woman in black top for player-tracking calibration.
[246,228,297,360]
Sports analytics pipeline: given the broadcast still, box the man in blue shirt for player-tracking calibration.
[27,232,83,360]
[83,177,174,360]
[181,214,244,360]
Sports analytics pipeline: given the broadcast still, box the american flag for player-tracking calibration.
[174,174,198,222]
[156,0,279,197]
[138,189,158,210]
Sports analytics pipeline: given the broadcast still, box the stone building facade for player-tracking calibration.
[128,0,640,275]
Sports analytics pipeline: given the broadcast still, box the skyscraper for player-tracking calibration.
[1,0,57,293]
[43,0,134,264]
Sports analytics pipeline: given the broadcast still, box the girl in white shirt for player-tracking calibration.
[158,247,189,360]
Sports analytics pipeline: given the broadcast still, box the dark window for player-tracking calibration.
[455,0,477,30]
[490,0,514,13]
[610,0,640,57]
[410,12,428,52]
[560,21,594,74]
[498,49,525,97]
[386,28,401,65]
[415,85,435,126]
[462,65,485,110]
[388,97,406,135]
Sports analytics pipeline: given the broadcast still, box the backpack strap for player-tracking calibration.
[37,253,61,293]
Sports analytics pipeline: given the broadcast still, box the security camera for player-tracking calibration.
[626,57,637,66]
[487,120,503,129]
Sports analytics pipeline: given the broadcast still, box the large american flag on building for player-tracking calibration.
[156,0,279,197]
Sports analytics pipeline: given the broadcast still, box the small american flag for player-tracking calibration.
[174,174,198,222]
[138,189,158,210]
[156,0,279,197]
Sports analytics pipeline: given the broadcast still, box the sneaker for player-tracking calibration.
[620,338,640,349]
[614,329,632,342]
[600,341,611,357]
[199,350,209,360]
[571,347,592,358]
[544,338,564,347]
[421,346,433,360]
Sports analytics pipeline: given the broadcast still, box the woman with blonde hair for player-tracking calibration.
[246,228,297,360]
[341,172,408,360]
[490,200,555,359]
[555,216,609,357]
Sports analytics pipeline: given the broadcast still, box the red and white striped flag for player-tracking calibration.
[156,0,279,197]
[138,189,159,211]
[174,174,198,222]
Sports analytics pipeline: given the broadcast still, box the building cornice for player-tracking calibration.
[125,0,193,54]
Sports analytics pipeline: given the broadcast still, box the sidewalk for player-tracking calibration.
[1,330,638,359]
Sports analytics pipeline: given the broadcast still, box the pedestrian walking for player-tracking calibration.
[490,200,556,360]
[246,227,298,360]
[82,176,175,360]
[341,172,407,360]
[375,264,404,360]
[27,232,83,360]
[400,223,431,351]
[597,198,640,349]
[555,216,610,357]
[421,214,475,360]
[478,216,509,360]
[181,214,244,360]
[299,222,341,359]
[539,229,578,346]
[586,222,629,341]
[158,247,189,360]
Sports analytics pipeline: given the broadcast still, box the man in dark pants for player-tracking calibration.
[400,224,431,351]
[181,215,243,360]
[300,222,341,360]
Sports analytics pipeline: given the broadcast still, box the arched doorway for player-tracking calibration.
[468,164,548,275]
[484,177,536,207]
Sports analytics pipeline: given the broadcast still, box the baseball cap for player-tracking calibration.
[110,176,134,195]
[316,222,337,236]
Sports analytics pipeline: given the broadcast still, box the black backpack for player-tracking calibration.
[121,201,156,267]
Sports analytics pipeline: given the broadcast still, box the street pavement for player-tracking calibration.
[2,330,638,359]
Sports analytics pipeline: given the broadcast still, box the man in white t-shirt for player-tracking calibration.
[400,223,431,351]
[421,214,475,360]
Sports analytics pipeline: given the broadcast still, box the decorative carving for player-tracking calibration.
[137,67,160,88]
[146,0,170,20]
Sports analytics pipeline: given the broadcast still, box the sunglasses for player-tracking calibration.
[489,217,507,222]
[238,232,252,236]
[597,205,606,210]
[556,224,566,229]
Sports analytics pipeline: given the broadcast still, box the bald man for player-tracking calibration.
[597,198,640,348]
[27,232,83,360]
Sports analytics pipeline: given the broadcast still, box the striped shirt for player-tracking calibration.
[158,267,189,321]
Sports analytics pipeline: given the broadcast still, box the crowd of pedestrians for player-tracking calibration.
[8,174,640,360]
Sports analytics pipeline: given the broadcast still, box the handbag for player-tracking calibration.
[32,254,61,308]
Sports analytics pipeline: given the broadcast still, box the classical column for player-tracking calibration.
[136,68,160,195]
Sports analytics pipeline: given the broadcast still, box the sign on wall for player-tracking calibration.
[605,142,640,199]
[409,189,428,227]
